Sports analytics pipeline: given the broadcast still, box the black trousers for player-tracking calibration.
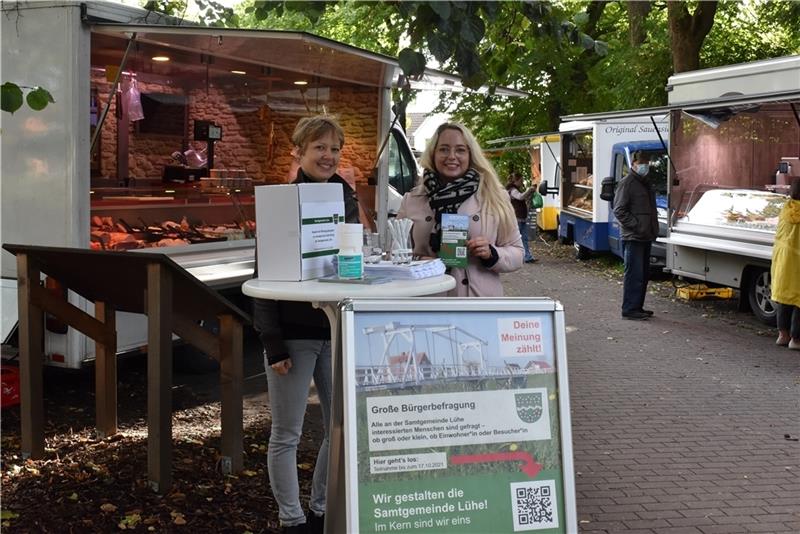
[776,302,800,339]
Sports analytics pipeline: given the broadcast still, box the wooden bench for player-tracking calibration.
[3,244,250,493]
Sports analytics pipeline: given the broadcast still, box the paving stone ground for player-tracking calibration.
[500,237,800,533]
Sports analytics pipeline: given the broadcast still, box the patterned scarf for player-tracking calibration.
[424,167,480,252]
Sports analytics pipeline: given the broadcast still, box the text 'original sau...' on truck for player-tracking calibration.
[1,1,526,369]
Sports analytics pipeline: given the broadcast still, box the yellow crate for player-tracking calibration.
[676,284,734,300]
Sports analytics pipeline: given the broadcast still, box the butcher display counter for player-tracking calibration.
[672,186,788,242]
[90,179,258,289]
[563,156,594,214]
[561,130,594,216]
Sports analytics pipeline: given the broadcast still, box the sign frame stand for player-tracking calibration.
[327,297,577,534]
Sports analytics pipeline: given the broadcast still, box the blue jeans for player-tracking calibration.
[265,339,332,527]
[622,240,651,314]
[518,220,533,261]
[776,302,800,339]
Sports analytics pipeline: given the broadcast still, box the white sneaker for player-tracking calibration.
[789,339,800,350]
[777,334,791,346]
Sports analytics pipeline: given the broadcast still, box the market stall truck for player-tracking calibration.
[529,133,562,232]
[554,116,669,260]
[661,54,800,325]
[0,1,436,368]
[484,131,562,233]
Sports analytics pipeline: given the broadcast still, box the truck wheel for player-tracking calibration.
[575,243,590,260]
[746,268,777,326]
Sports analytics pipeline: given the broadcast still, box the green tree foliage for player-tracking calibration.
[142,0,238,26]
[137,0,799,174]
[239,1,607,91]
[237,1,402,57]
[701,1,800,66]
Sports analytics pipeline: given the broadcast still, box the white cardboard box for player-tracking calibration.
[255,183,345,281]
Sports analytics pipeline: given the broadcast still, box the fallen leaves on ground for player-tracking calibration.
[1,359,324,533]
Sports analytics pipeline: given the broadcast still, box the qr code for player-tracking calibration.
[509,480,558,531]
[456,246,467,258]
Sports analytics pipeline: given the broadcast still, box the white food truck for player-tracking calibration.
[1,1,524,368]
[550,115,669,261]
[661,55,800,324]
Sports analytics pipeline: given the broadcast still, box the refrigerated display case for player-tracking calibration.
[561,131,594,215]
[675,187,787,235]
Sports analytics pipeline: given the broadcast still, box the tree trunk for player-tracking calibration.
[627,1,652,47]
[585,0,611,36]
[667,1,718,73]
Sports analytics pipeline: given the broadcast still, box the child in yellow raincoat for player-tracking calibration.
[771,177,800,350]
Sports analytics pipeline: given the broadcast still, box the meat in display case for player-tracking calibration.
[90,179,256,252]
[674,186,788,234]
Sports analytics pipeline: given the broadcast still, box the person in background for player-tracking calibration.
[613,151,659,320]
[772,177,800,350]
[506,171,537,263]
[252,115,358,534]
[397,122,523,296]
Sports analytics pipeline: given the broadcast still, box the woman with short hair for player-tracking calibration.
[253,114,358,533]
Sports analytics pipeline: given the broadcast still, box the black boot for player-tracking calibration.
[281,523,307,534]
[307,510,325,534]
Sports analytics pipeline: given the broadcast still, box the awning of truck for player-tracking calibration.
[678,90,800,128]
[560,106,672,123]
[484,131,563,154]
[89,24,527,97]
[486,130,561,146]
[560,89,800,123]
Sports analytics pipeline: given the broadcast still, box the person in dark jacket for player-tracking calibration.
[613,151,659,320]
[506,172,537,263]
[252,115,358,534]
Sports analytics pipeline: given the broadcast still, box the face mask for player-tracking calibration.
[635,163,649,175]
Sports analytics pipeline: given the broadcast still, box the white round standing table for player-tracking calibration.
[242,275,456,313]
[241,274,455,534]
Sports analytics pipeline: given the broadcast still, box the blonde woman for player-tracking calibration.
[397,122,523,296]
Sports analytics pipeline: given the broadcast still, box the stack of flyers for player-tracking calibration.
[439,213,469,268]
[363,259,446,279]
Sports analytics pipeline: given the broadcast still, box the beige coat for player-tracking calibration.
[397,188,523,297]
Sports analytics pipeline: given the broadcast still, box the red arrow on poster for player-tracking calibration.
[449,451,542,478]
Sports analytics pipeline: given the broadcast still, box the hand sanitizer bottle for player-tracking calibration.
[337,223,363,279]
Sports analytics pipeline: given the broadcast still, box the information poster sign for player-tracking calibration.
[340,298,576,534]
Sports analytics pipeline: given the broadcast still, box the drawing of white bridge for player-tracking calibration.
[356,322,552,389]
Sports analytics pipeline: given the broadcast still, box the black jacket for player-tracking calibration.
[612,170,659,241]
[253,170,360,364]
[506,183,531,221]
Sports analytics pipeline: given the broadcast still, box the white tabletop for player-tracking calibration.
[242,275,455,302]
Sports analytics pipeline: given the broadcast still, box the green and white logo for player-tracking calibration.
[515,392,544,424]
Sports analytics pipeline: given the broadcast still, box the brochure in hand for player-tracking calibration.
[439,213,469,268]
